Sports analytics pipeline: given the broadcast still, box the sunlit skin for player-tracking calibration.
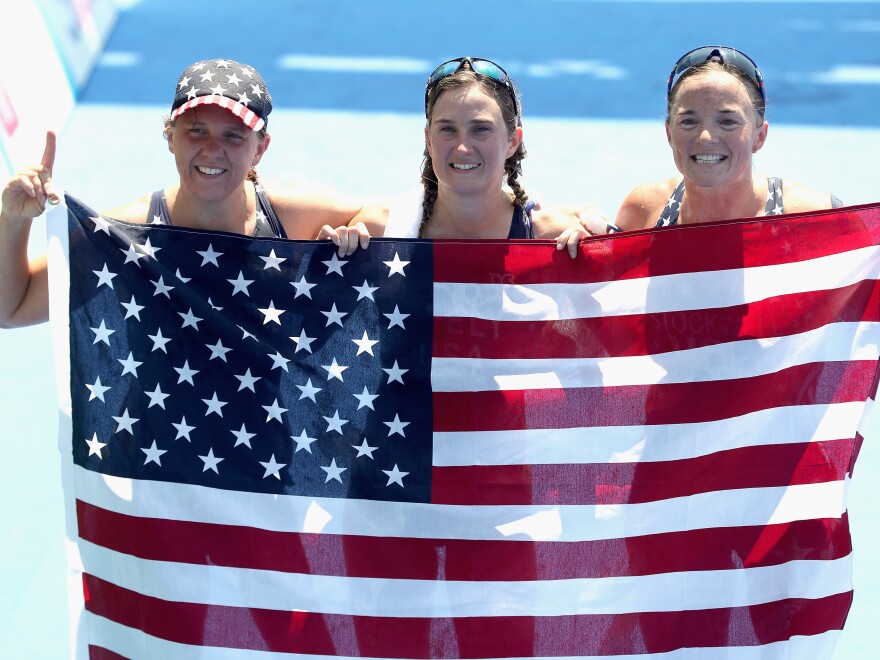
[611,65,825,231]
[422,85,522,237]
[163,105,270,231]
[665,69,768,218]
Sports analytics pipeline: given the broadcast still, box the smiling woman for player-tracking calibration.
[319,56,598,258]
[610,45,841,232]
[0,58,376,329]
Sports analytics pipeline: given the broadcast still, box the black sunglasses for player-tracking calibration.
[667,46,765,103]
[424,57,519,117]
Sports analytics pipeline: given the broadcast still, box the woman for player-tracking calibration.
[610,46,840,232]
[0,58,371,328]
[323,56,592,257]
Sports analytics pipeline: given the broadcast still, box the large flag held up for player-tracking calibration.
[48,194,880,658]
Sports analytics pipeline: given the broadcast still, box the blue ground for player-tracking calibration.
[3,0,880,656]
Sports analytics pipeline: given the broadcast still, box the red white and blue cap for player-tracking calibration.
[170,59,273,131]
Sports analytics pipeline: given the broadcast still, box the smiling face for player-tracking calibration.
[425,84,521,197]
[166,105,270,202]
[666,68,768,189]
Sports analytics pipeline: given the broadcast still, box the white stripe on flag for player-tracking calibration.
[432,402,866,466]
[83,612,845,660]
[81,538,853,616]
[73,466,847,541]
[431,322,880,391]
[433,245,880,320]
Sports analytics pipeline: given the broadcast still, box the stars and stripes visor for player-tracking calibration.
[170,59,273,131]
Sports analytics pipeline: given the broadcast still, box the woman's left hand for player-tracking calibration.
[317,222,371,257]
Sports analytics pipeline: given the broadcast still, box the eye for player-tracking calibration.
[226,132,246,141]
[187,127,207,135]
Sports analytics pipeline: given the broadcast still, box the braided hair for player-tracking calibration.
[419,68,528,238]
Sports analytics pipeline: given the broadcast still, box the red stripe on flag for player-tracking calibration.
[88,647,129,660]
[431,439,854,505]
[75,500,852,580]
[83,573,852,657]
[433,361,876,432]
[433,280,880,359]
[432,207,880,284]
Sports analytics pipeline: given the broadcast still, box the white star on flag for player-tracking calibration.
[197,243,223,267]
[292,430,318,454]
[141,441,167,466]
[260,249,286,270]
[228,271,255,296]
[384,414,410,437]
[172,416,196,442]
[232,424,256,448]
[291,276,316,298]
[86,377,111,402]
[384,252,410,276]
[199,448,224,474]
[85,433,107,458]
[322,358,348,382]
[260,454,286,479]
[321,459,347,483]
[383,464,409,487]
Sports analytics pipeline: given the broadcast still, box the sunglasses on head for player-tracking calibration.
[425,57,519,117]
[667,46,765,103]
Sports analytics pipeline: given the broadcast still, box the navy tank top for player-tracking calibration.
[147,182,287,238]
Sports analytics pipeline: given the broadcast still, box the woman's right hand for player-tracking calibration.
[317,221,371,257]
[1,130,57,222]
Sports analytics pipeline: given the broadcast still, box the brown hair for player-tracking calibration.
[419,68,528,238]
[666,60,766,125]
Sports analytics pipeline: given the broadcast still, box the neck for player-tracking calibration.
[679,174,765,224]
[426,189,515,239]
[166,183,254,233]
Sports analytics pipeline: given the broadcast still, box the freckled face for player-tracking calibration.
[166,105,269,201]
[666,69,767,189]
[425,85,521,196]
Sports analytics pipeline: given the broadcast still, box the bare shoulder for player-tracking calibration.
[781,179,837,214]
[101,193,152,223]
[351,203,390,236]
[615,179,679,231]
[265,182,365,239]
[531,206,580,238]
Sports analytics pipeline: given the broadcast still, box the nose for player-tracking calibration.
[201,134,224,154]
[697,124,715,142]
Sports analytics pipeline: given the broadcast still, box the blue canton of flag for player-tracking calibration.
[67,194,434,502]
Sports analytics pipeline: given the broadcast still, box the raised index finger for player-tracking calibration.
[41,130,57,171]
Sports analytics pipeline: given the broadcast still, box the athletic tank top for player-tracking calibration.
[656,177,784,227]
[147,182,287,238]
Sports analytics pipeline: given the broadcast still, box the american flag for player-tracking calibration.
[49,194,880,659]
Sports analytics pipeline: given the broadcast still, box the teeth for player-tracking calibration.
[197,166,224,175]
[693,155,725,164]
[451,163,479,170]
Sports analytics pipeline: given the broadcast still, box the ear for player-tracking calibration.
[665,121,672,146]
[165,123,176,154]
[507,126,523,158]
[424,125,431,153]
[752,120,768,153]
[252,132,271,167]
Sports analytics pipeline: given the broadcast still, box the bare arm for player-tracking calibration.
[0,131,57,328]
[781,180,839,214]
[615,183,671,232]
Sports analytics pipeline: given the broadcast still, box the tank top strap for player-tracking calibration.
[508,200,537,239]
[765,177,784,215]
[147,190,171,226]
[655,180,685,227]
[253,182,287,238]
